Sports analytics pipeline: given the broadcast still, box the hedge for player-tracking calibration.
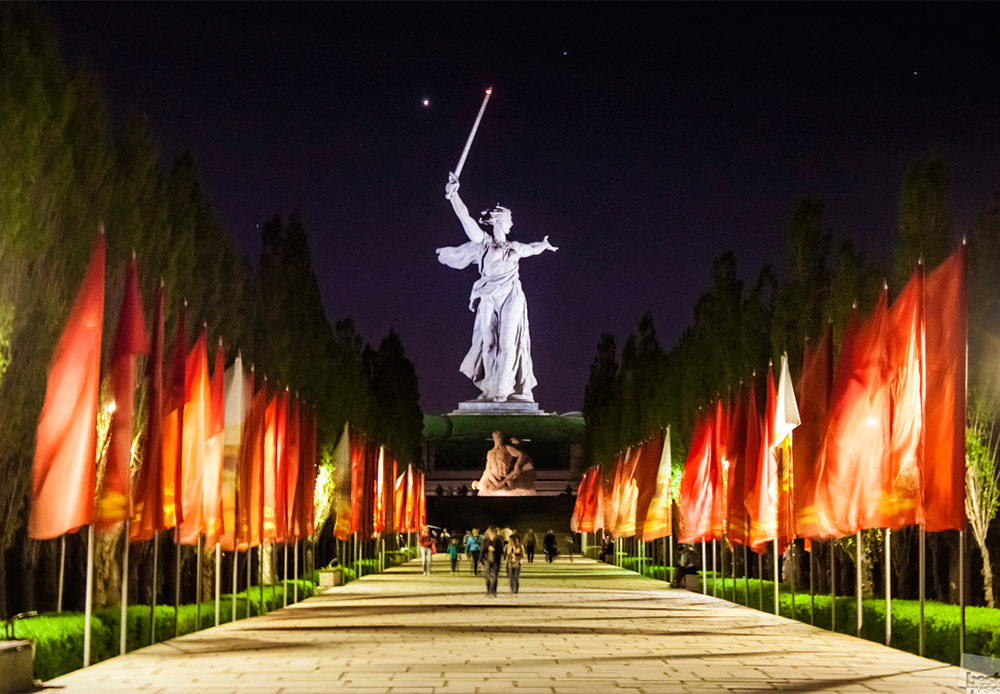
[14,579,315,682]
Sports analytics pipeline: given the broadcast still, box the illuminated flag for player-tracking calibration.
[202,339,226,545]
[641,429,673,541]
[886,266,925,529]
[221,353,251,552]
[373,446,386,534]
[331,423,352,540]
[263,392,278,540]
[394,471,407,532]
[923,246,966,531]
[131,286,165,542]
[285,395,301,541]
[237,380,266,549]
[161,304,188,530]
[792,325,833,539]
[30,235,105,540]
[179,326,209,545]
[814,292,891,538]
[678,409,717,544]
[726,385,751,545]
[97,257,149,530]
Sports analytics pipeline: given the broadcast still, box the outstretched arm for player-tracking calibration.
[517,235,558,258]
[445,174,485,244]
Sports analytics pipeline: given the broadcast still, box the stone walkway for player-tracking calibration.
[47,555,964,693]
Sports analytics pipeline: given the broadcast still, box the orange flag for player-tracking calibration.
[792,325,833,539]
[634,431,667,539]
[814,293,891,538]
[726,385,751,546]
[274,390,288,542]
[678,409,717,543]
[202,340,226,545]
[237,377,265,549]
[750,364,780,552]
[179,326,209,545]
[220,353,251,552]
[924,246,967,532]
[394,471,407,532]
[285,396,301,541]
[263,391,278,540]
[886,266,925,529]
[30,235,105,540]
[97,257,149,530]
[131,286,165,542]
[641,430,673,541]
[162,304,187,530]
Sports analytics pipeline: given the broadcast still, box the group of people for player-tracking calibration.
[416,525,567,594]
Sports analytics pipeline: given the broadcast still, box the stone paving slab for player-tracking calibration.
[45,556,963,693]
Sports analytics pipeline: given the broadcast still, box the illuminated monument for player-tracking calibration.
[435,89,557,413]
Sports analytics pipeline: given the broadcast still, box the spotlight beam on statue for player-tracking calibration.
[452,88,492,179]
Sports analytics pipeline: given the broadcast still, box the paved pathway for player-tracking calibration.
[48,555,963,693]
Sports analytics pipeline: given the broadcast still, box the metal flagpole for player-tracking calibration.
[150,531,159,645]
[214,542,221,627]
[57,535,66,613]
[294,541,300,603]
[790,541,796,620]
[885,528,891,647]
[773,539,779,616]
[283,542,288,607]
[245,546,251,617]
[712,539,717,597]
[743,545,749,606]
[701,541,707,594]
[196,535,203,630]
[174,529,181,638]
[919,527,925,656]
[960,528,966,659]
[231,548,237,623]
[758,552,763,611]
[121,521,130,656]
[809,541,815,625]
[83,525,95,667]
[856,530,863,638]
[831,539,837,631]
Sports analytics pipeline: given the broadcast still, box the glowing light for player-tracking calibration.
[867,417,879,426]
[422,99,429,106]
[486,88,492,95]
[106,401,116,415]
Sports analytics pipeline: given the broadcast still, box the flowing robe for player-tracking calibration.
[437,236,537,400]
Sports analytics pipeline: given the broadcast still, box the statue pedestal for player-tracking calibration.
[454,400,541,415]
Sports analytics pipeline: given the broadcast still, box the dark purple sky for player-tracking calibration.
[44,3,1000,414]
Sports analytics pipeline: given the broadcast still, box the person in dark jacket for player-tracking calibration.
[482,527,504,595]
[543,529,557,563]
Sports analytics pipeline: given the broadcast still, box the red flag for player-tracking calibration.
[273,389,288,542]
[886,267,925,529]
[202,340,226,545]
[634,431,667,539]
[416,469,426,528]
[374,446,387,535]
[178,326,209,544]
[711,399,727,539]
[750,362,792,555]
[571,467,606,533]
[220,353,251,552]
[814,293,891,538]
[678,409,717,543]
[726,385,751,545]
[792,325,834,539]
[131,286,165,542]
[641,430,673,541]
[394,471,407,532]
[285,396,301,541]
[741,378,763,551]
[97,258,149,530]
[237,377,266,549]
[263,392,278,540]
[924,247,967,531]
[30,235,105,540]
[162,304,187,530]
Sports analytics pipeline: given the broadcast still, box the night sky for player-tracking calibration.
[43,3,1000,414]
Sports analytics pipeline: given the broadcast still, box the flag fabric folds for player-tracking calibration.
[792,326,833,539]
[131,286,165,542]
[97,257,149,530]
[678,409,718,544]
[30,235,106,540]
[726,385,752,546]
[221,353,250,551]
[641,428,672,541]
[178,327,209,545]
[923,247,967,531]
[203,340,226,545]
[162,304,187,531]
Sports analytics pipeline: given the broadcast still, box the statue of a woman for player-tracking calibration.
[437,174,557,402]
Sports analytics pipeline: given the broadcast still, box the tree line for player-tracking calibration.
[0,5,423,618]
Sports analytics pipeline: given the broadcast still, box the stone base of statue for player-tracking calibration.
[454,399,541,415]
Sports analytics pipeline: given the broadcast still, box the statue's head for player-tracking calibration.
[492,430,505,446]
[480,204,512,236]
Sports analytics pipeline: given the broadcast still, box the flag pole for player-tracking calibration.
[259,543,265,615]
[831,539,837,631]
[885,528,892,647]
[57,535,66,613]
[283,541,288,607]
[196,535,203,629]
[758,552,763,611]
[120,520,129,656]
[150,532,158,645]
[809,541,815,625]
[960,528,966,659]
[856,530,863,638]
[919,527,925,655]
[790,541,796,620]
[214,542,221,627]
[773,538,779,615]
[743,545,749,607]
[294,540,299,603]
[701,541,707,594]
[83,525,95,667]
[231,548,237,623]
[173,529,181,638]
[245,546,251,617]
[712,539,717,597]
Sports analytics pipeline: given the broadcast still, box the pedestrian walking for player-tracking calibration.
[418,525,434,575]
[505,533,526,594]
[543,529,557,563]
[482,528,503,595]
[467,529,482,575]
[447,537,460,574]
[524,529,536,563]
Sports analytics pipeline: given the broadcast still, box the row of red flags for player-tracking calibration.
[29,235,318,551]
[330,424,426,540]
[572,245,967,549]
